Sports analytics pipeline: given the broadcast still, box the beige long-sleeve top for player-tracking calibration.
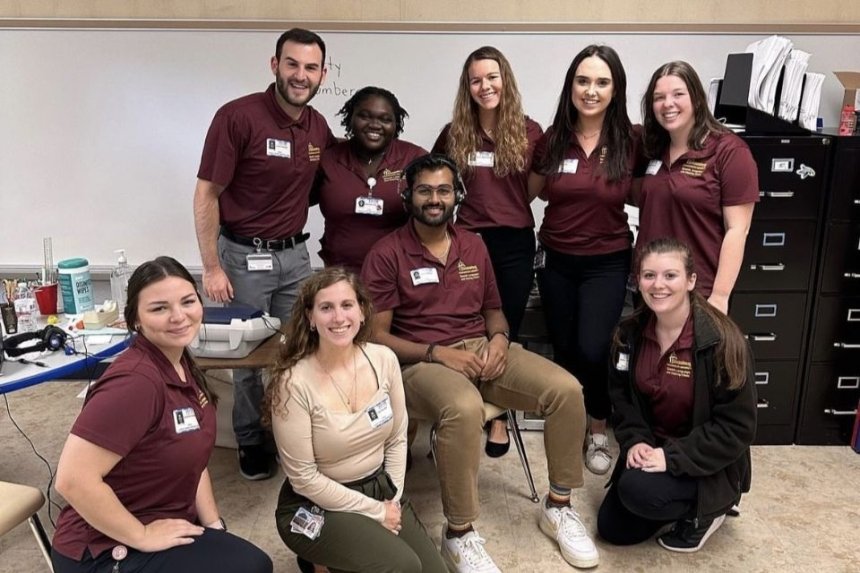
[272,342,408,523]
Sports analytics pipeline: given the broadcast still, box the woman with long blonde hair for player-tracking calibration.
[266,268,445,573]
[433,46,543,457]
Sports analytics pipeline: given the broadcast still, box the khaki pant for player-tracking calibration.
[402,338,586,524]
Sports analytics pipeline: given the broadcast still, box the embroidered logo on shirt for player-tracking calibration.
[197,389,209,408]
[599,146,608,164]
[382,168,402,182]
[665,352,692,378]
[308,143,321,162]
[457,261,481,281]
[680,160,707,177]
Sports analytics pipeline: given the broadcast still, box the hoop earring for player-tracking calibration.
[310,323,316,332]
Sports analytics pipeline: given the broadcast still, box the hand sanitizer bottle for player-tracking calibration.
[110,249,132,315]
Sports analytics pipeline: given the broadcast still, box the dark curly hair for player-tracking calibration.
[338,86,409,137]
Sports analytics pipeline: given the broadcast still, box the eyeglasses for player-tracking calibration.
[412,185,455,198]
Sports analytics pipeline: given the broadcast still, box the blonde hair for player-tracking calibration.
[445,46,529,178]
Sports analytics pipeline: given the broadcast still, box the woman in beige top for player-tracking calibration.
[266,267,446,573]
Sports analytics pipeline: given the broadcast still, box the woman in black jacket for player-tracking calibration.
[597,237,756,552]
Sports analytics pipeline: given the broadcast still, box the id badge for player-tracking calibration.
[616,352,630,372]
[533,247,546,270]
[366,394,394,429]
[173,407,200,433]
[646,160,662,175]
[355,196,384,216]
[247,253,273,271]
[468,151,495,168]
[559,159,579,174]
[290,506,324,540]
[410,267,440,286]
[266,138,291,158]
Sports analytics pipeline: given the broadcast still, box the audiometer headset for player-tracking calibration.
[4,325,68,357]
[399,153,468,208]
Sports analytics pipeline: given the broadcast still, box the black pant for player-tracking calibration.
[536,247,630,420]
[478,227,536,341]
[597,467,698,545]
[52,528,273,573]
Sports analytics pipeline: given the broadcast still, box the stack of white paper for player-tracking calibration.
[798,72,825,130]
[746,35,794,113]
[778,50,811,121]
[708,78,721,115]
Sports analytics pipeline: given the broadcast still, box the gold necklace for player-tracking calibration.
[576,129,601,139]
[317,349,358,410]
[422,231,451,264]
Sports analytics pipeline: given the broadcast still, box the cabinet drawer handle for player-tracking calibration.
[749,263,785,272]
[756,399,770,409]
[748,333,777,342]
[761,190,795,198]
[854,199,860,206]
[833,342,860,349]
[845,273,860,279]
[823,409,858,416]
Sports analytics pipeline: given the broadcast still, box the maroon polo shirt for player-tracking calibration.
[533,126,641,255]
[634,314,695,439]
[361,223,502,346]
[432,118,543,231]
[637,131,759,295]
[317,138,428,272]
[52,337,216,560]
[197,83,336,239]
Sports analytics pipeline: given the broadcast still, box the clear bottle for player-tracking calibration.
[13,281,36,332]
[110,249,132,315]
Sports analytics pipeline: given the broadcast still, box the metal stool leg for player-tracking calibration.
[28,514,54,572]
[507,410,540,503]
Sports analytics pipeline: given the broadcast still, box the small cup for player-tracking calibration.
[35,283,59,315]
[1,303,18,335]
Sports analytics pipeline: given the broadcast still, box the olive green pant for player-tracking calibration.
[275,468,446,573]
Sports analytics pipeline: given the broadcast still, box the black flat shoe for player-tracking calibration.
[484,420,510,458]
[296,556,315,573]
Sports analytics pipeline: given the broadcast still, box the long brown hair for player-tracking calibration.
[445,46,529,178]
[535,44,634,181]
[263,268,374,425]
[642,61,729,159]
[124,256,217,405]
[616,238,749,390]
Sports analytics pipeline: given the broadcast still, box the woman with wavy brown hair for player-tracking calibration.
[598,238,756,553]
[433,45,543,457]
[265,268,445,573]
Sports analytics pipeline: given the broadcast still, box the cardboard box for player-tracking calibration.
[834,72,860,109]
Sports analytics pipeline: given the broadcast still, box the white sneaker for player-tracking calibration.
[440,525,501,573]
[539,496,599,569]
[584,433,612,475]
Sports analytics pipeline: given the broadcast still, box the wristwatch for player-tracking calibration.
[489,331,510,345]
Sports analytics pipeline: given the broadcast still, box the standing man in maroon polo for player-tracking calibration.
[361,154,599,572]
[194,28,336,480]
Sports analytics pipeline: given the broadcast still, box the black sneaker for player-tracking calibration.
[658,514,726,553]
[238,444,272,481]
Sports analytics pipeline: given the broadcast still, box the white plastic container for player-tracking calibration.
[58,257,94,314]
[110,249,132,315]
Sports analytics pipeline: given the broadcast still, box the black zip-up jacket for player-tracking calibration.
[608,305,757,521]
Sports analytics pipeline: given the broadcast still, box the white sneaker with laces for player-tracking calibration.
[539,496,599,569]
[440,525,501,573]
[585,433,612,475]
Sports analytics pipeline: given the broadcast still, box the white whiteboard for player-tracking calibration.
[2,29,858,269]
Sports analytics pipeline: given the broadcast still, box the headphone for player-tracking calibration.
[4,325,68,358]
[399,153,468,209]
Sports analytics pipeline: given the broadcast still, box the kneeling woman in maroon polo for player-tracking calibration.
[51,257,271,573]
[598,238,757,553]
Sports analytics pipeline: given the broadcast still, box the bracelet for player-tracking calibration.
[206,517,227,531]
[425,343,437,363]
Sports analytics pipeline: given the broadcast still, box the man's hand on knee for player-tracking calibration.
[433,346,485,380]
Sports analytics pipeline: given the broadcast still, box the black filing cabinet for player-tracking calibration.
[733,135,831,444]
[796,134,860,444]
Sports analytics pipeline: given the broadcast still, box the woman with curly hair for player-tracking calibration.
[266,268,445,573]
[315,87,427,273]
[433,46,543,457]
[529,45,640,476]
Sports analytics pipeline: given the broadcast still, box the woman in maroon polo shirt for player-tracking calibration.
[433,46,543,457]
[598,238,756,553]
[51,257,271,573]
[315,86,427,273]
[638,60,758,314]
[529,44,638,475]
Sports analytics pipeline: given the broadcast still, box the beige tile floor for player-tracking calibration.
[2,379,859,573]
